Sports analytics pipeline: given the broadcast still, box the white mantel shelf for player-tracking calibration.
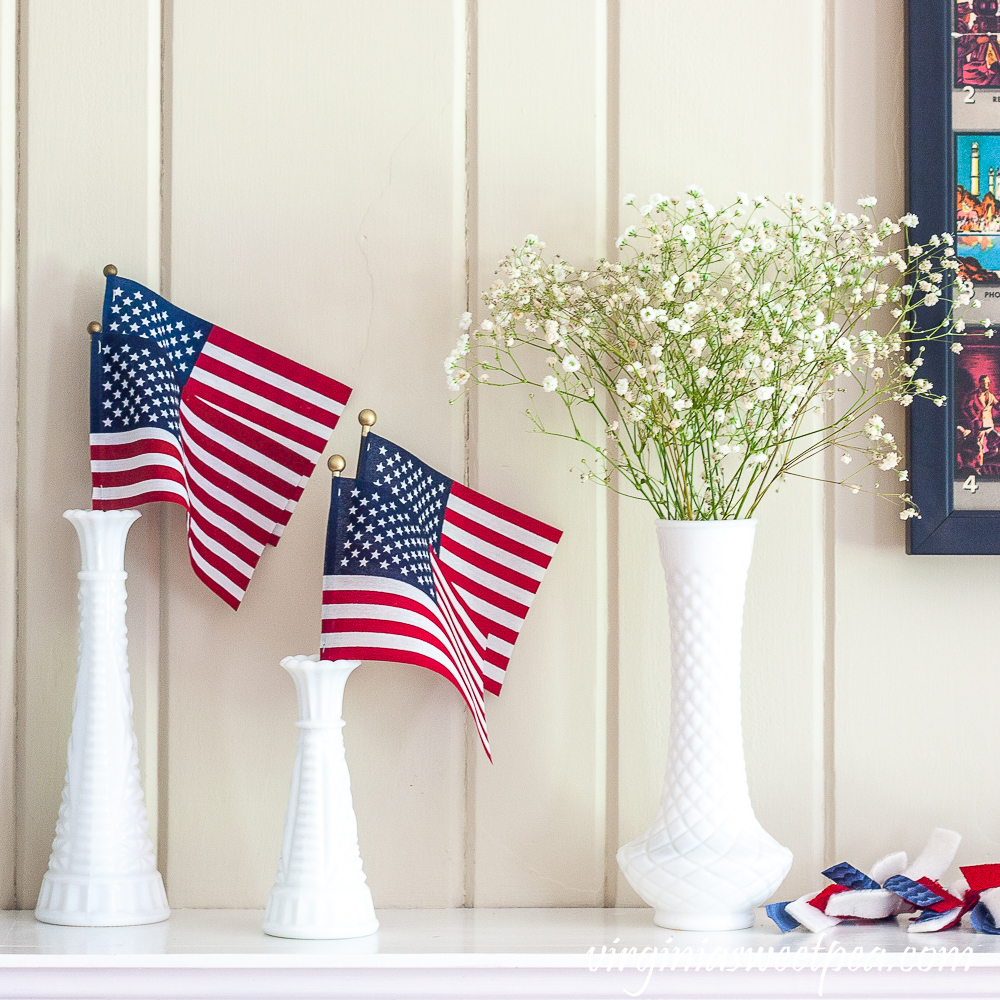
[2,907,1000,999]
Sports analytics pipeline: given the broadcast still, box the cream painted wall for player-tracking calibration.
[0,0,980,912]
[832,2,1000,878]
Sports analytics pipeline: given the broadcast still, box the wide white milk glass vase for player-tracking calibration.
[263,654,378,939]
[617,519,791,930]
[35,509,168,927]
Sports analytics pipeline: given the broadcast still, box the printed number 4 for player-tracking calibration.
[965,85,976,104]
[964,474,979,493]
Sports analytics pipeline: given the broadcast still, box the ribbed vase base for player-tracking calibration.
[35,871,169,927]
[653,909,754,931]
[262,887,379,940]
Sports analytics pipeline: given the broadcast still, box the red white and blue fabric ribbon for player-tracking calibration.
[765,828,1000,935]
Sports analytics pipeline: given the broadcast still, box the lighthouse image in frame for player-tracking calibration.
[957,134,1000,286]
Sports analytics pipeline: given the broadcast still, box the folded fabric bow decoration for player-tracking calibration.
[766,828,1000,935]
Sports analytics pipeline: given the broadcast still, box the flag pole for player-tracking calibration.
[356,408,377,476]
[86,266,114,338]
[327,454,346,477]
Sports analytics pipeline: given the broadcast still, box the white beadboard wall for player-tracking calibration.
[0,0,993,913]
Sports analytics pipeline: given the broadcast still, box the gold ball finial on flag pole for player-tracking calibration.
[327,455,346,477]
[87,321,102,335]
[103,264,118,277]
[356,409,377,475]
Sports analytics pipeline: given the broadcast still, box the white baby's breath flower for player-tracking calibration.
[857,196,878,208]
[615,377,629,396]
[561,354,581,372]
[459,311,473,331]
[681,225,696,243]
[899,213,919,228]
[542,375,558,392]
[864,415,885,440]
[544,319,559,344]
[951,342,964,354]
[841,453,852,465]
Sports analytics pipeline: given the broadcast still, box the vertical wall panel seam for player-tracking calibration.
[138,0,163,869]
[600,0,621,909]
[157,0,173,893]
[822,0,837,868]
[462,0,478,909]
[0,0,19,910]
[11,0,25,909]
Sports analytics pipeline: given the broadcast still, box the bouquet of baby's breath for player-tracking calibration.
[446,189,980,520]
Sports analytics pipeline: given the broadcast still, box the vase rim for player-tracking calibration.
[64,508,141,521]
[656,518,757,527]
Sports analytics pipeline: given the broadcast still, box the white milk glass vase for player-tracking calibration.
[263,654,378,939]
[617,519,791,930]
[35,509,168,927]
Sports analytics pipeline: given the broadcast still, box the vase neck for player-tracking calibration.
[281,655,360,726]
[64,509,141,574]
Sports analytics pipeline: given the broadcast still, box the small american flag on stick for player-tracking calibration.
[89,268,352,608]
[321,428,562,757]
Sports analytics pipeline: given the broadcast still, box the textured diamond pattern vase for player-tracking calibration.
[35,510,169,927]
[263,655,378,939]
[617,519,792,930]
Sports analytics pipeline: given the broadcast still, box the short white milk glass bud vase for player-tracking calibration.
[263,655,378,939]
[617,519,792,930]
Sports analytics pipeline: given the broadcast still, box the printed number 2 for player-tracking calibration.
[965,85,976,104]
[964,474,979,493]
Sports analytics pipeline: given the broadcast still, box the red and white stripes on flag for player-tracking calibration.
[321,549,491,757]
[439,483,562,696]
[92,326,351,608]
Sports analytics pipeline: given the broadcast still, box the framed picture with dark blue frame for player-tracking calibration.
[908,0,1000,552]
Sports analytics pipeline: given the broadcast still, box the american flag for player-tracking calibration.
[89,274,352,608]
[320,433,562,756]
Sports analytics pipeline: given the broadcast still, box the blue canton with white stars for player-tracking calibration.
[324,435,453,602]
[90,276,213,438]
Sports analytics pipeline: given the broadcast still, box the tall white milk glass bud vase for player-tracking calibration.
[263,654,378,939]
[617,520,791,930]
[35,510,169,927]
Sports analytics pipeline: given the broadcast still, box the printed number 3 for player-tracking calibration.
[964,474,979,493]
[965,85,976,104]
